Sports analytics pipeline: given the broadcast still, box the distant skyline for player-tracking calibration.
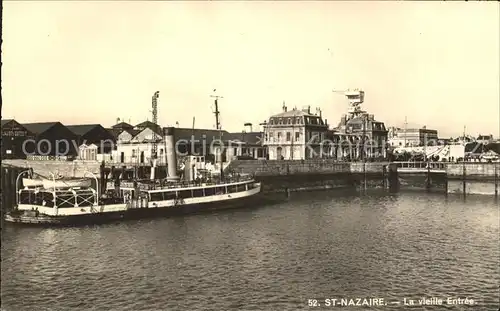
[2,1,499,138]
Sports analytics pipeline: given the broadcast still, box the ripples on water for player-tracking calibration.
[2,191,499,311]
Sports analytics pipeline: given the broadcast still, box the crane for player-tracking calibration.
[332,88,365,119]
[151,91,160,159]
[150,91,159,181]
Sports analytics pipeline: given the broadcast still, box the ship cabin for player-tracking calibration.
[118,177,260,203]
[17,187,97,210]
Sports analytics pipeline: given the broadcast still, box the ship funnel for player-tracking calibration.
[164,127,179,182]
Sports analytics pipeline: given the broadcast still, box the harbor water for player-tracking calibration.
[1,190,499,310]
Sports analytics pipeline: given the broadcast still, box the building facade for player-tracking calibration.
[263,104,329,160]
[66,124,116,154]
[1,119,34,159]
[110,126,267,166]
[331,90,389,160]
[22,122,79,158]
[389,126,439,147]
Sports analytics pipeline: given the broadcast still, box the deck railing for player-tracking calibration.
[106,174,255,191]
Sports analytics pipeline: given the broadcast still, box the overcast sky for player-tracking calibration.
[2,1,499,138]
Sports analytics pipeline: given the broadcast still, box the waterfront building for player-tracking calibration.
[227,131,267,159]
[1,119,35,159]
[66,124,116,154]
[111,121,163,165]
[21,122,79,158]
[476,134,494,145]
[389,126,439,147]
[262,103,329,160]
[332,90,388,160]
[110,125,266,167]
[78,143,98,161]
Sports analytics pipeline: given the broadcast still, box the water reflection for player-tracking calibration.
[2,190,499,310]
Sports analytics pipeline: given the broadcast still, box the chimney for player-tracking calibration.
[244,122,253,132]
[282,101,287,112]
[164,127,179,182]
[325,119,328,126]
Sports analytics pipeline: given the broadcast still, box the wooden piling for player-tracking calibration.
[425,164,431,192]
[495,164,498,199]
[382,165,387,189]
[462,163,467,199]
[363,161,367,192]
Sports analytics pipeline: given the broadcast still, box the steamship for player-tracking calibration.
[4,93,263,226]
[4,170,261,226]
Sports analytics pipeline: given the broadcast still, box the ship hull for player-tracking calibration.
[4,193,281,227]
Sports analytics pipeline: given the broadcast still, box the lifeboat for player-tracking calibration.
[22,178,44,188]
[42,178,92,189]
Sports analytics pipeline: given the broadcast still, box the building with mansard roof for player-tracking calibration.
[330,89,389,160]
[262,103,330,160]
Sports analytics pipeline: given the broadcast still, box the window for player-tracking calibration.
[215,187,226,195]
[132,149,136,157]
[278,118,283,125]
[205,187,215,196]
[277,132,282,140]
[286,132,291,141]
[163,191,176,200]
[150,192,164,202]
[295,132,300,141]
[177,190,192,199]
[233,147,238,156]
[160,149,164,155]
[288,118,292,124]
[192,189,204,198]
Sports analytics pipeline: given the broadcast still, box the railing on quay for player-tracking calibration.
[395,161,447,170]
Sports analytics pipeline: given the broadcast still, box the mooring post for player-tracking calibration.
[462,162,466,199]
[495,164,498,199]
[363,161,367,192]
[444,163,449,196]
[382,165,387,189]
[426,162,431,192]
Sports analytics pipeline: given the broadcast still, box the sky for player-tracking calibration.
[2,1,499,138]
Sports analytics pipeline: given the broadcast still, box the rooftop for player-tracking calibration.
[66,124,103,136]
[21,122,61,135]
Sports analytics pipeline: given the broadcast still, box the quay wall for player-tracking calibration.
[228,160,397,193]
[446,163,499,179]
[445,163,499,196]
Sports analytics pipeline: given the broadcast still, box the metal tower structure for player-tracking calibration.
[332,89,366,121]
[151,91,160,159]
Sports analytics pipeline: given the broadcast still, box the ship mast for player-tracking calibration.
[210,90,224,179]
